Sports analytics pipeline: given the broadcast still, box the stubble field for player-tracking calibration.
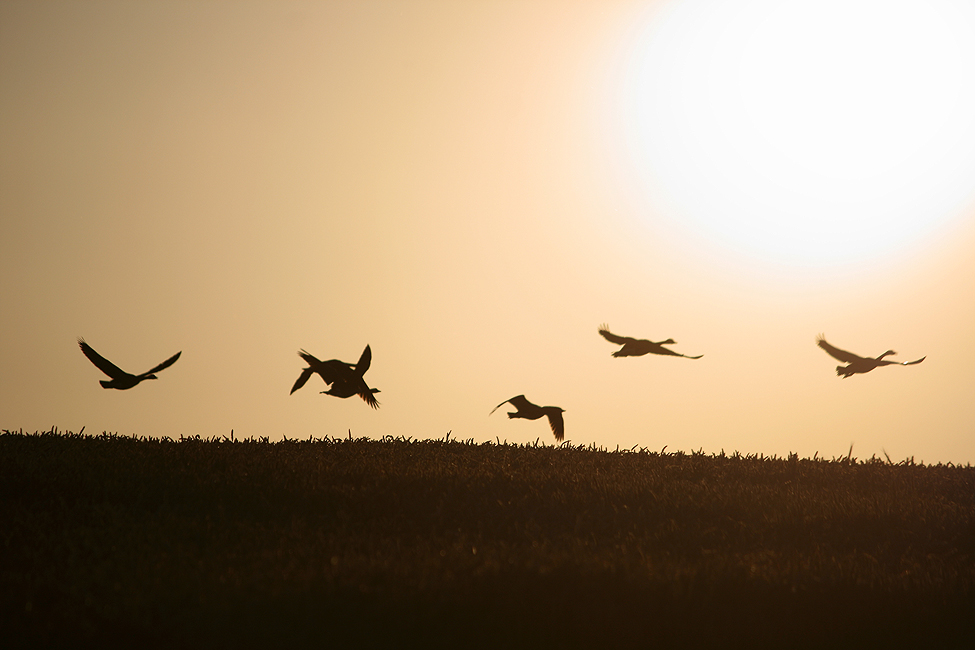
[1,429,972,648]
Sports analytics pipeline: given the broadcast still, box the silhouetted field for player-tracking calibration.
[2,429,973,649]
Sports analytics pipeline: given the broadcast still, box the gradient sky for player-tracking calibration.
[3,0,974,464]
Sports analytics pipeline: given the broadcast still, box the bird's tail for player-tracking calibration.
[99,380,112,389]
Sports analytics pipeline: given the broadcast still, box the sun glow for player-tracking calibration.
[620,0,975,266]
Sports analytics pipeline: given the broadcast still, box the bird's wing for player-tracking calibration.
[355,345,372,375]
[145,351,181,375]
[650,346,689,358]
[547,410,565,442]
[490,394,524,415]
[506,394,534,411]
[598,324,636,346]
[892,356,925,366]
[816,336,865,363]
[291,368,313,394]
[78,339,126,379]
[682,353,704,360]
[359,387,380,409]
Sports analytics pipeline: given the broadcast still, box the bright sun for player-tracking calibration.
[621,0,975,267]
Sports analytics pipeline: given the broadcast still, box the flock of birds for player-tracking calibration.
[77,326,926,442]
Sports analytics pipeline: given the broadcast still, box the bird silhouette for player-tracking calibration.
[490,395,565,441]
[816,335,925,378]
[291,345,379,408]
[291,352,355,394]
[78,338,181,390]
[598,324,703,359]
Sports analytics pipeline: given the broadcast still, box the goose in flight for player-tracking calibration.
[816,335,925,378]
[78,338,181,390]
[598,324,703,359]
[291,344,380,408]
[490,395,565,441]
[291,352,355,394]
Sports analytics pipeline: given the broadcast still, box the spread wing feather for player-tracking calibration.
[598,324,636,346]
[359,388,380,409]
[78,339,127,379]
[145,351,181,375]
[547,410,565,442]
[816,335,865,363]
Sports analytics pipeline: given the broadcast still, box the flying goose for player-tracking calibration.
[598,324,702,359]
[78,338,181,390]
[816,335,925,378]
[291,352,355,394]
[490,395,565,441]
[291,344,380,408]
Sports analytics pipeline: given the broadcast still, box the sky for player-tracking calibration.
[2,0,974,464]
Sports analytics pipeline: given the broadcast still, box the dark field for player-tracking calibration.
[1,429,973,649]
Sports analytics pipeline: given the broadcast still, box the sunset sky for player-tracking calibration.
[3,0,974,464]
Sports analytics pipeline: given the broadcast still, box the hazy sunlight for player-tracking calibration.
[622,0,975,266]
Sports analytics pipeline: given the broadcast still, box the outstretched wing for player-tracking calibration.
[598,324,637,346]
[881,356,925,367]
[816,335,865,363]
[546,410,564,442]
[355,345,372,375]
[78,338,126,379]
[490,394,528,415]
[651,346,703,359]
[290,367,313,394]
[359,387,380,409]
[508,395,534,409]
[145,351,181,375]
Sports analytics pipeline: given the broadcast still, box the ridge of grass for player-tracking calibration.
[2,428,973,648]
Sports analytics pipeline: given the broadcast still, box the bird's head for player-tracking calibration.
[661,339,676,345]
[145,374,159,380]
[879,350,897,359]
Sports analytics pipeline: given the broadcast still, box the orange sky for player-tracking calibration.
[2,0,974,464]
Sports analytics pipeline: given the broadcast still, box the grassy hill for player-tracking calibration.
[1,428,973,648]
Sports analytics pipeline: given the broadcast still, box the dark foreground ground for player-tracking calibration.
[1,429,973,649]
